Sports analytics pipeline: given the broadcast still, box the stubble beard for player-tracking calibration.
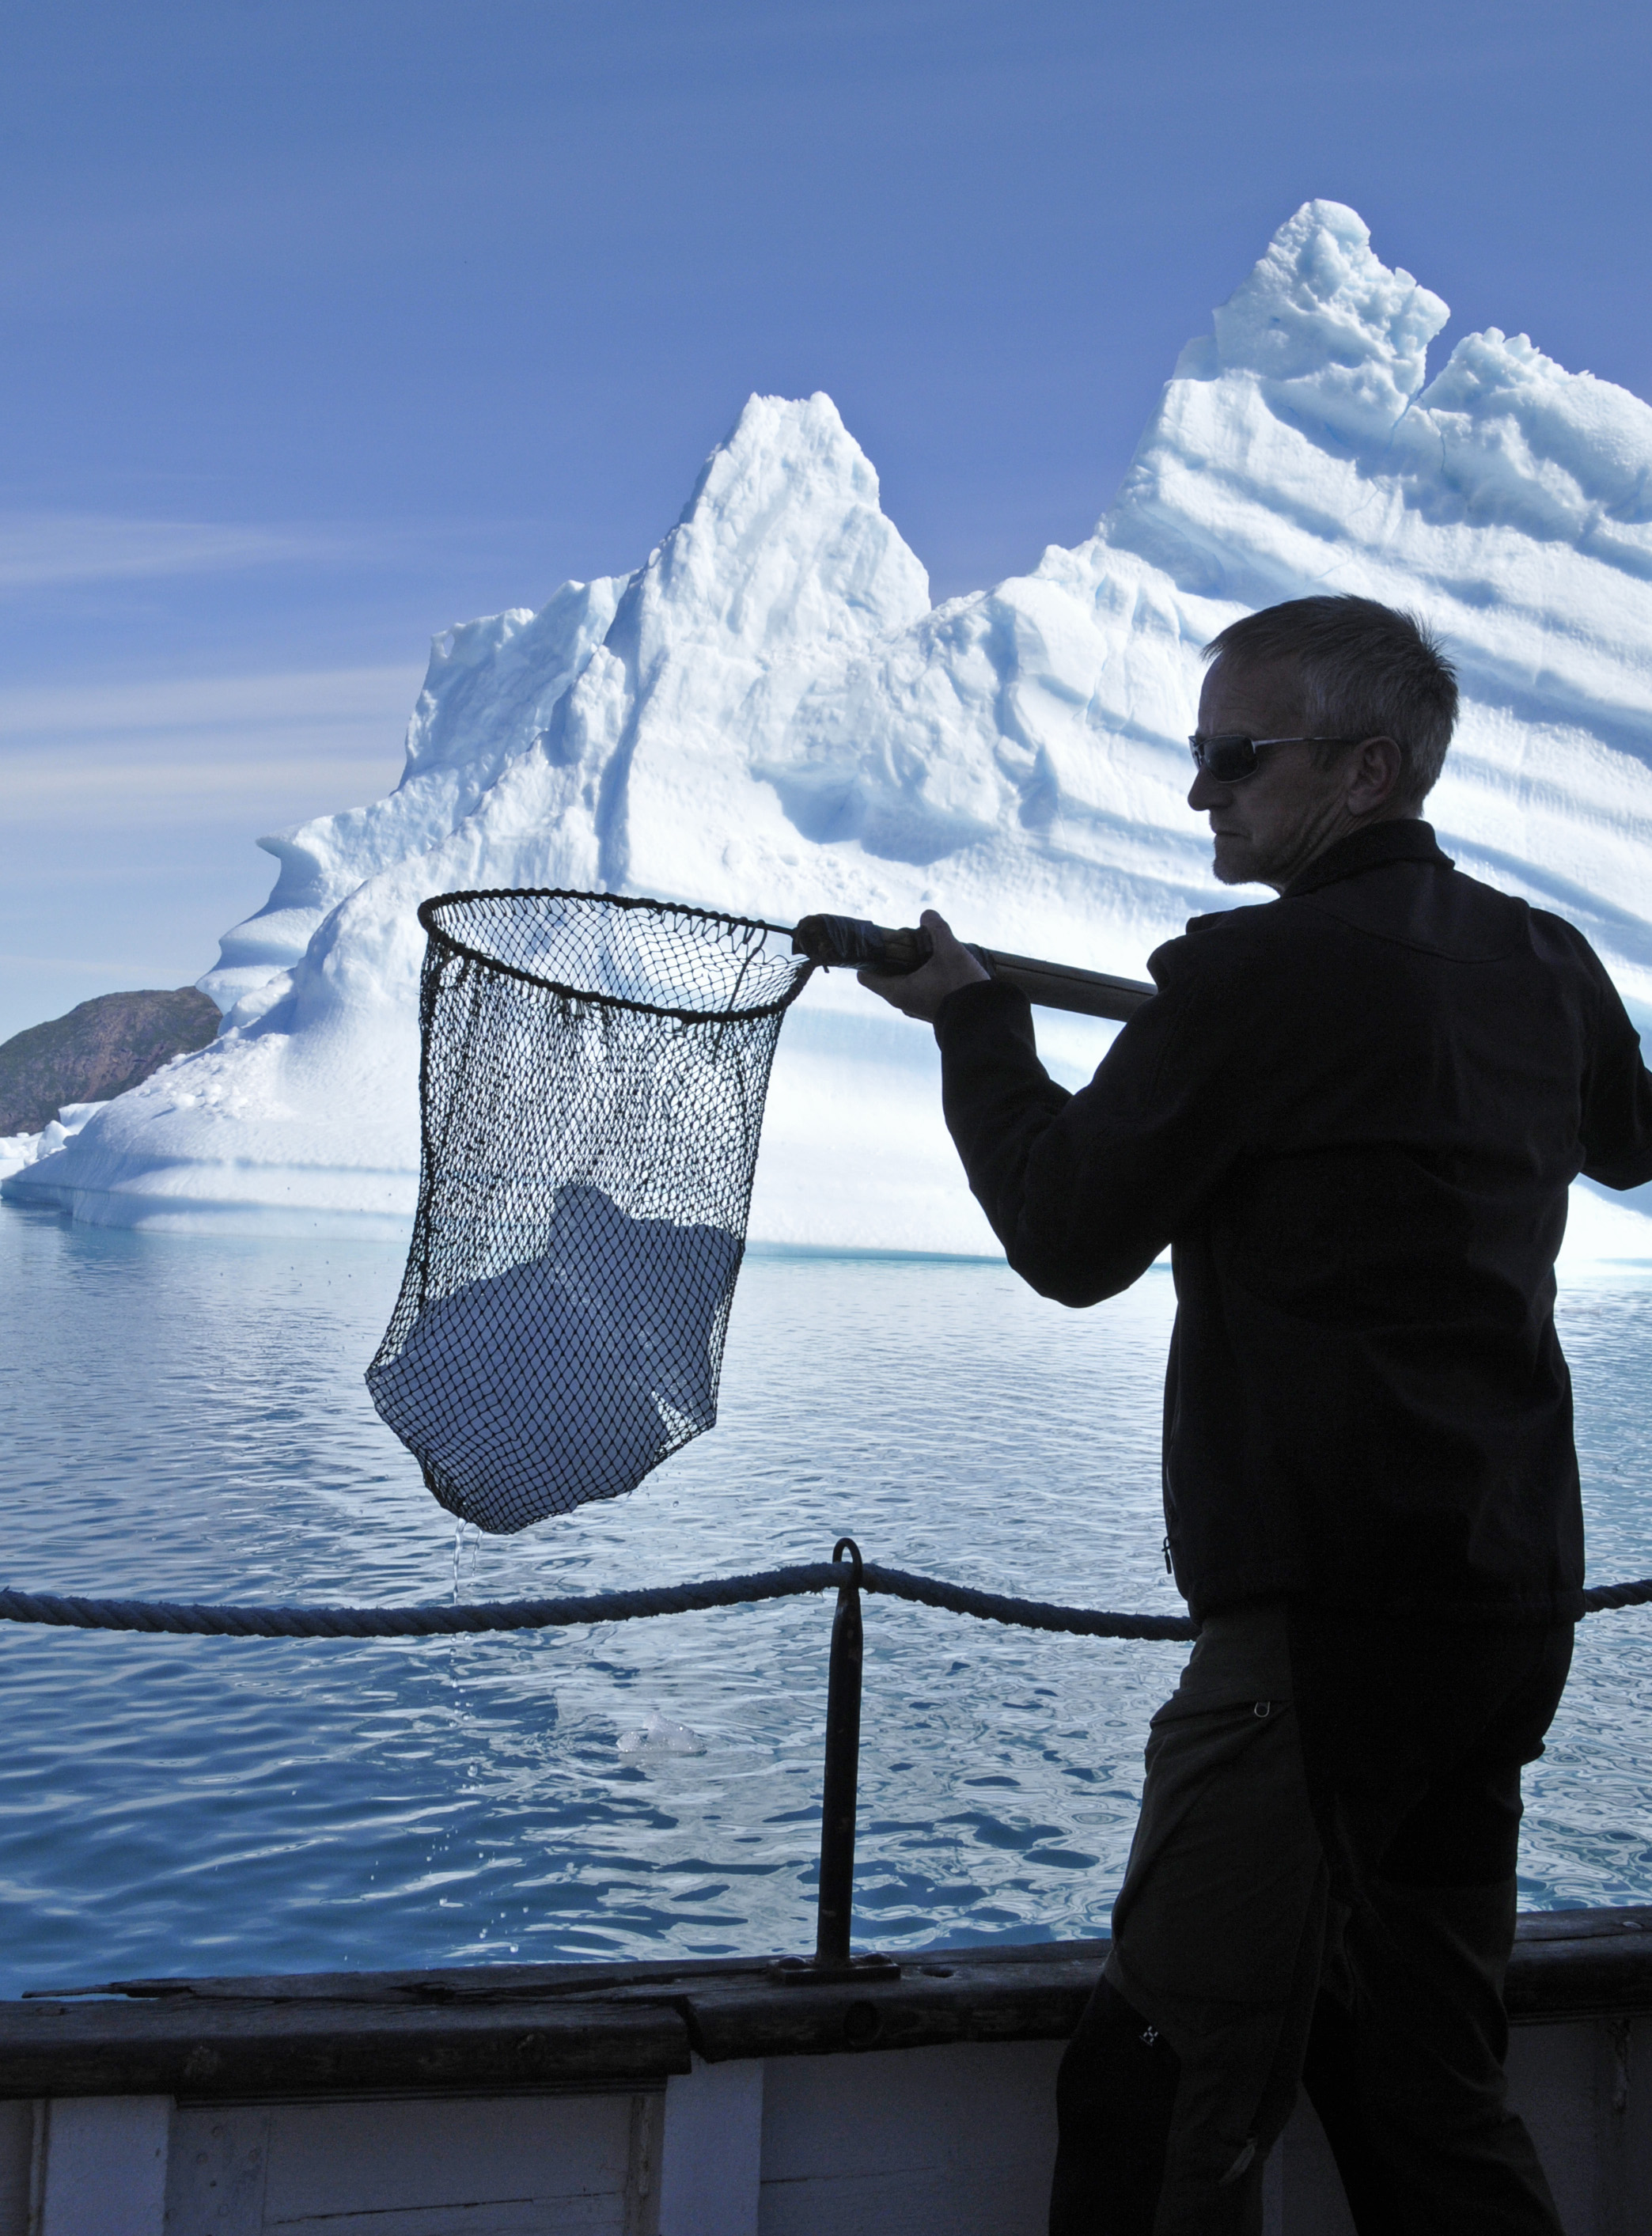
[1211,810,1344,892]
[1211,832,1279,888]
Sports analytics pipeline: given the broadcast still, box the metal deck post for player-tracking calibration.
[771,1538,897,1985]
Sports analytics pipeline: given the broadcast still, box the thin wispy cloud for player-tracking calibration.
[5,748,405,816]
[0,513,373,593]
[0,658,422,1034]
[0,663,422,836]
[0,949,198,980]
[0,664,423,738]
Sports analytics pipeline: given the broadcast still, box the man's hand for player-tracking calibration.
[857,908,991,1022]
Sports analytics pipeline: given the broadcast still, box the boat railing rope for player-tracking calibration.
[0,1562,1646,1642]
[0,1561,1192,1640]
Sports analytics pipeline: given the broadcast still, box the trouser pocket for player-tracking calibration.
[1111,1697,1324,2008]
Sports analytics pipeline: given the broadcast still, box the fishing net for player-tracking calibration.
[368,890,812,1533]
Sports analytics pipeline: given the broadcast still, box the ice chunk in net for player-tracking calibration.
[369,1184,743,1533]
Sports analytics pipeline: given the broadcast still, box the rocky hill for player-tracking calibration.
[0,988,219,1135]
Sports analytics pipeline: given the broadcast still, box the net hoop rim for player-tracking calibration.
[417,888,811,1025]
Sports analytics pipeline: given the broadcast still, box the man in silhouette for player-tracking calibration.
[860,596,1652,2233]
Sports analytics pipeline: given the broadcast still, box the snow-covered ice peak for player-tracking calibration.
[8,202,1652,1269]
[1410,324,1652,551]
[525,390,933,908]
[1207,199,1448,442]
[640,390,930,650]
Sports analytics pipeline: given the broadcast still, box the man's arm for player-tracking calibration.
[862,912,1247,1306]
[1578,961,1652,1191]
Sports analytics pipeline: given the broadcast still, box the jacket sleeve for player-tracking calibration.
[932,942,1249,1306]
[1579,961,1652,1190]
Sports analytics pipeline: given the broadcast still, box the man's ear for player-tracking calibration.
[1347,735,1406,817]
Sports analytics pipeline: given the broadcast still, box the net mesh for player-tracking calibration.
[367,889,812,1533]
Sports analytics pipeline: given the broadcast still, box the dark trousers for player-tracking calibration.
[1048,1601,1574,2235]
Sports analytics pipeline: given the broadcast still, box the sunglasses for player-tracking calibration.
[1188,733,1362,783]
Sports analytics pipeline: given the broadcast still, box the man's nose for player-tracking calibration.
[1188,764,1228,813]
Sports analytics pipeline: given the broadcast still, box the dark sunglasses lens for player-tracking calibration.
[1191,735,1260,782]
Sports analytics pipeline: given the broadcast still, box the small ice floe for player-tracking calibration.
[617,1710,706,1758]
[0,1101,108,1185]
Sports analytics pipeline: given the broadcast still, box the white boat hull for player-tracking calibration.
[2,1919,1646,2233]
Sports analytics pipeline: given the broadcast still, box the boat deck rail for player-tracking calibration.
[2,1908,1649,2104]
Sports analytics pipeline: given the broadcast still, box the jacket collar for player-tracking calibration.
[1282,819,1452,900]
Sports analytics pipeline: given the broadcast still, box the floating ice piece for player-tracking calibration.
[0,1101,108,1185]
[617,1710,707,1758]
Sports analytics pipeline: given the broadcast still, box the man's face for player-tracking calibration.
[1189,656,1358,892]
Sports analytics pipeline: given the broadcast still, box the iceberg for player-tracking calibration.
[8,201,1652,1268]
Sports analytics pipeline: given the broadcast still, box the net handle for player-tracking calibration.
[417,889,812,1026]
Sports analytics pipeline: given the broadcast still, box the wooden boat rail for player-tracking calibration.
[1,1909,1649,2105]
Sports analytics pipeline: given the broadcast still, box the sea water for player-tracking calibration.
[1,1204,1649,1996]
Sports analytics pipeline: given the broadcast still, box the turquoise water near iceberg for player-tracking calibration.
[1,1203,1650,1997]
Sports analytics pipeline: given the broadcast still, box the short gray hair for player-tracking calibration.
[1203,595,1458,811]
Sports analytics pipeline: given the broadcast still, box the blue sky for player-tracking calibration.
[3,0,1650,1044]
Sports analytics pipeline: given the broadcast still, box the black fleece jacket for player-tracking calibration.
[934,820,1652,1623]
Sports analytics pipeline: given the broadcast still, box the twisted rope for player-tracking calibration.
[0,1567,1645,1642]
[1579,1578,1652,1613]
[0,1563,1193,1642]
[0,1566,849,1640]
